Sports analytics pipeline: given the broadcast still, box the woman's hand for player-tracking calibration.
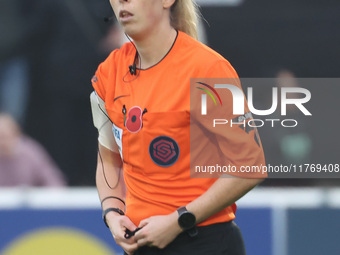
[134,211,182,249]
[106,213,139,255]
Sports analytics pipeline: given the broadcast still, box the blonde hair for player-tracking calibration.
[170,0,201,40]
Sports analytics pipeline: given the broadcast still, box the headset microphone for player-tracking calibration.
[129,63,137,75]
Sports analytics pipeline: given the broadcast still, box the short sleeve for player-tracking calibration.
[190,60,266,179]
[91,50,118,101]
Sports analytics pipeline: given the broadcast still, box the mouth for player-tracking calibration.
[119,10,133,22]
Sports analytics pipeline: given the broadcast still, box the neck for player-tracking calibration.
[132,26,177,69]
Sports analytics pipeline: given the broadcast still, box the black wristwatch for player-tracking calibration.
[177,206,196,230]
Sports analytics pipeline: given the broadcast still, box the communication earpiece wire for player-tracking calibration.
[95,95,121,190]
[123,34,142,83]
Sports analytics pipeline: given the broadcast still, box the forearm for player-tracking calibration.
[186,177,263,224]
[96,146,138,254]
[96,165,125,210]
[96,144,126,211]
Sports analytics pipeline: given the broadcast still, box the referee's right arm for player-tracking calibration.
[96,144,138,255]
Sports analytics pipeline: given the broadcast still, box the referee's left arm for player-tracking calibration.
[186,177,264,224]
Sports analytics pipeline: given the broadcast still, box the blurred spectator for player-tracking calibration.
[261,69,313,166]
[0,113,66,187]
[257,69,315,186]
[25,0,113,186]
[0,0,33,125]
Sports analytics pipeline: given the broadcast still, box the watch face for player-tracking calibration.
[179,212,196,229]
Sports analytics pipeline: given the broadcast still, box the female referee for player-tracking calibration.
[90,0,265,254]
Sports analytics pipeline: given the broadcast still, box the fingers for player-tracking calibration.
[136,237,150,248]
[134,217,150,247]
[120,241,138,255]
[109,216,139,254]
[138,218,149,228]
[113,231,138,254]
[135,214,181,250]
[135,223,151,247]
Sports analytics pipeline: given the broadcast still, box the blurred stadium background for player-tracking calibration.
[0,0,339,254]
[2,187,340,255]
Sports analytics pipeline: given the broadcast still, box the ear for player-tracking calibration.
[163,0,176,9]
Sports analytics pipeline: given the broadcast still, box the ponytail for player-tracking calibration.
[170,0,201,40]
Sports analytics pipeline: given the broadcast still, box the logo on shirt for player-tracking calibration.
[126,106,143,133]
[112,123,123,159]
[91,75,98,83]
[149,136,179,167]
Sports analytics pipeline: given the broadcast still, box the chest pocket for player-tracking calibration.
[128,111,190,177]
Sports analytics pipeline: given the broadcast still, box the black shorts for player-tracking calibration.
[125,221,246,255]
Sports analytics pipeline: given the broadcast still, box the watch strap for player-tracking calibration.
[187,226,198,238]
[177,206,187,215]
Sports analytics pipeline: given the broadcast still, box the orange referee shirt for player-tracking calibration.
[92,31,265,227]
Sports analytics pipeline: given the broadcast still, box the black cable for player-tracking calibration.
[123,35,142,83]
[94,95,120,189]
[101,196,125,206]
[98,146,121,190]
